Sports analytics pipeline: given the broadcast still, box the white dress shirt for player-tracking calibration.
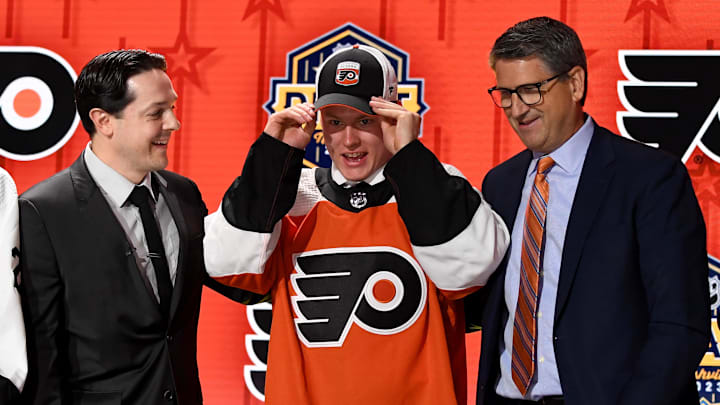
[84,143,180,302]
[330,164,386,187]
[496,116,595,400]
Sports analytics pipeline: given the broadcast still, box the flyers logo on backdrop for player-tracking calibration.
[0,47,79,161]
[244,24,428,401]
[264,22,428,168]
[616,50,720,164]
[291,247,427,348]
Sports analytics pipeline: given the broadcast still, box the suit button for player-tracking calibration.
[163,389,174,401]
[166,335,174,342]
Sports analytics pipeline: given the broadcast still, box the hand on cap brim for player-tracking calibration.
[263,102,316,150]
[369,96,420,154]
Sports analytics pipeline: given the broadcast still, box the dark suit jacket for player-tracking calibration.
[0,376,19,404]
[466,125,710,405]
[18,155,257,405]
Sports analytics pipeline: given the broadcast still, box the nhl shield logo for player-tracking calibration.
[336,61,360,86]
[264,22,428,169]
[349,191,367,209]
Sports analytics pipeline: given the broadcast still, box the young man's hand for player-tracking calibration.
[263,102,316,150]
[369,96,421,154]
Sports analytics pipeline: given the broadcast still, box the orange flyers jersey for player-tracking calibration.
[243,199,466,405]
[205,140,509,404]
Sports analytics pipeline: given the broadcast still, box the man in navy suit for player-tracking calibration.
[466,16,710,405]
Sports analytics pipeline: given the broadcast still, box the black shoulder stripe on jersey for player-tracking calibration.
[222,133,305,232]
[384,140,481,246]
[314,168,394,213]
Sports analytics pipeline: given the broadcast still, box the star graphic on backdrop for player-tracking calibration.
[151,30,214,88]
[625,0,669,22]
[243,0,284,20]
[687,150,720,208]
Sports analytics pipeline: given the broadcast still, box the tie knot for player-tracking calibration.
[537,156,555,175]
[128,186,152,208]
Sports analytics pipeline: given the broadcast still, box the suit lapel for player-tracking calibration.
[554,126,615,321]
[68,155,163,315]
[494,150,533,230]
[482,151,532,335]
[154,173,188,323]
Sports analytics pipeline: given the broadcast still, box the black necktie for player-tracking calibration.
[128,185,172,319]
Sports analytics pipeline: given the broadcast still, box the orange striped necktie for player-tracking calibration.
[511,156,555,395]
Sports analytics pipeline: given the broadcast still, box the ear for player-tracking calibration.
[567,65,585,104]
[88,108,114,138]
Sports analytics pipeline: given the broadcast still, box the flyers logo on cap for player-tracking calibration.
[335,62,360,86]
[0,47,78,161]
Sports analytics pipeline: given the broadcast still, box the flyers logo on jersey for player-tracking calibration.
[264,22,428,168]
[290,246,427,348]
[617,50,720,164]
[335,62,360,86]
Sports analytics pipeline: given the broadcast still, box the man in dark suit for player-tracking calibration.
[19,50,257,405]
[466,17,710,405]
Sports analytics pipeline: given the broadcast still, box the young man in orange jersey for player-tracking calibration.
[204,44,509,405]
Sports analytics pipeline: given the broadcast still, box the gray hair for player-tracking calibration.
[490,17,588,105]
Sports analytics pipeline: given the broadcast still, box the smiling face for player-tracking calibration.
[97,68,179,183]
[320,105,393,182]
[493,56,585,155]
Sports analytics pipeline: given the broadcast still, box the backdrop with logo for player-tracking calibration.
[2,1,720,404]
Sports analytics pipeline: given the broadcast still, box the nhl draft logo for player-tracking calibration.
[695,256,720,405]
[617,50,720,164]
[699,255,720,405]
[336,61,360,86]
[264,22,428,168]
[290,246,427,348]
[0,47,79,161]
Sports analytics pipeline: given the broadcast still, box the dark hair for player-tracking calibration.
[74,49,167,136]
[490,17,588,106]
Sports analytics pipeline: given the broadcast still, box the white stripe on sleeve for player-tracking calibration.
[203,207,281,278]
[412,196,509,291]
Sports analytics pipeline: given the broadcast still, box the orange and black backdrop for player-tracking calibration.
[3,1,720,404]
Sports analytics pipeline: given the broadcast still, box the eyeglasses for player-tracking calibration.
[487,71,568,108]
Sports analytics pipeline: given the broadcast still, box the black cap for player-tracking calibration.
[314,44,398,115]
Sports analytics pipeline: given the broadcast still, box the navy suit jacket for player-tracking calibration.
[466,125,710,405]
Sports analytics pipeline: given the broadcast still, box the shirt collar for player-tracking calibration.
[83,142,156,207]
[330,163,386,188]
[530,115,594,176]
